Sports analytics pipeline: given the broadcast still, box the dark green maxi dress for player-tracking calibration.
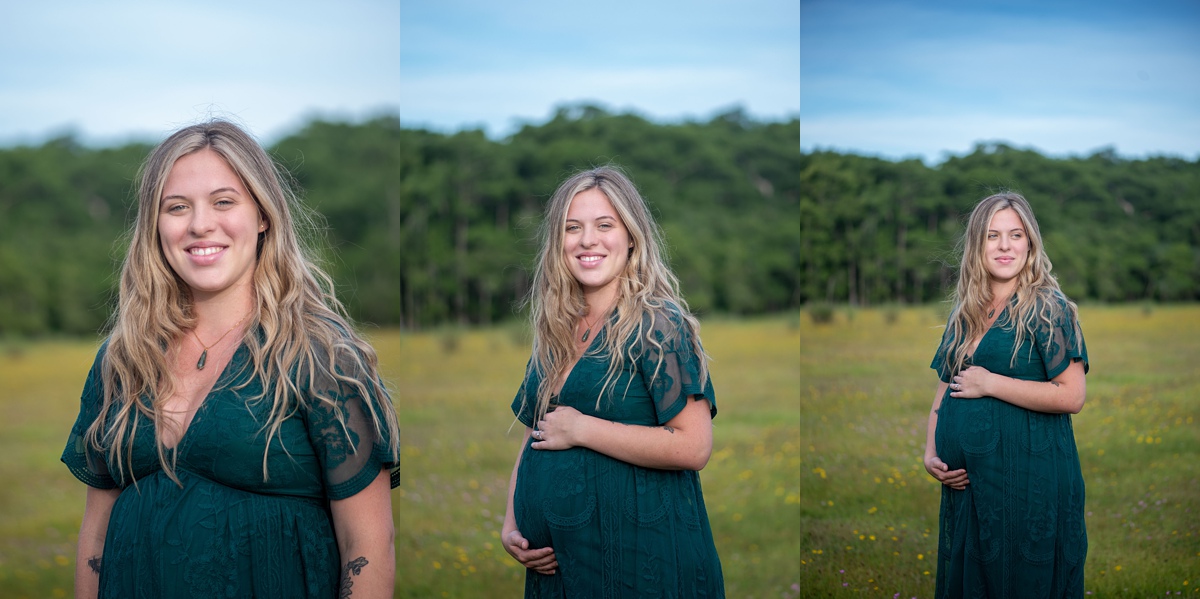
[62,340,399,599]
[511,308,725,598]
[931,294,1089,598]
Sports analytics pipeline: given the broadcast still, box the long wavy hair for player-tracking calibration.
[942,191,1080,377]
[86,119,400,485]
[520,166,709,425]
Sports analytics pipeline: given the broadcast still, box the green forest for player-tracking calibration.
[801,145,1200,305]
[0,107,800,335]
[7,107,1196,337]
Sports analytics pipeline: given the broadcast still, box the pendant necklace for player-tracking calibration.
[580,313,601,343]
[189,313,249,370]
[987,296,1008,320]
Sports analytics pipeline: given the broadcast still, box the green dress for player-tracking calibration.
[61,340,399,599]
[511,308,725,598]
[930,294,1089,598]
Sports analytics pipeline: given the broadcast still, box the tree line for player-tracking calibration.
[0,107,801,336]
[800,144,1200,306]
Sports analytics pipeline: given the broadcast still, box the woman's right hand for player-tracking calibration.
[924,454,970,490]
[502,528,557,575]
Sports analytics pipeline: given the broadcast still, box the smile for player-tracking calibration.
[189,246,225,256]
[579,255,604,264]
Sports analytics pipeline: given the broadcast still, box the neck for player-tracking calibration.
[582,286,618,321]
[989,279,1017,304]
[191,286,255,337]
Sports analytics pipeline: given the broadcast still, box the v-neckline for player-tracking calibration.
[552,322,605,397]
[161,343,243,451]
[967,302,1009,361]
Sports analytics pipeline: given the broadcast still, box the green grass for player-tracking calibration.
[799,304,1200,598]
[0,317,802,598]
[394,316,801,597]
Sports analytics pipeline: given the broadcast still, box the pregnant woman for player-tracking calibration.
[62,120,400,598]
[924,192,1089,597]
[501,166,725,597]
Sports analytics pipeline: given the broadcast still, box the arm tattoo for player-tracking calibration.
[663,425,675,434]
[1050,381,1061,387]
[87,556,102,575]
[339,556,369,598]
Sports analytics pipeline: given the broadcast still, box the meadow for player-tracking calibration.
[800,304,1200,598]
[0,316,801,598]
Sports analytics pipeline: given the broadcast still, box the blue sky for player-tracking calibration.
[400,0,800,137]
[801,0,1200,163]
[0,1,799,147]
[0,1,400,146]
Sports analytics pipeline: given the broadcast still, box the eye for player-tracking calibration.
[165,203,188,213]
[565,224,580,232]
[598,223,612,230]
[214,198,236,208]
[987,232,998,240]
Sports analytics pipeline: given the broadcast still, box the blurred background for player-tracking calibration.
[0,0,801,597]
[800,1,1200,596]
[801,0,1200,306]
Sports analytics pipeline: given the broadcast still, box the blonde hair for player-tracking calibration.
[521,166,709,424]
[942,191,1080,377]
[87,119,400,485]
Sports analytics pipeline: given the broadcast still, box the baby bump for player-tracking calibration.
[514,445,596,547]
[935,395,1003,470]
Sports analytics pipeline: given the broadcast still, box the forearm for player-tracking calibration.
[503,428,531,535]
[330,470,396,598]
[74,537,103,599]
[575,399,712,471]
[336,542,395,599]
[983,367,1085,414]
[75,487,118,599]
[924,381,948,459]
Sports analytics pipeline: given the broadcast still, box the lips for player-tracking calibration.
[185,243,227,264]
[577,254,605,267]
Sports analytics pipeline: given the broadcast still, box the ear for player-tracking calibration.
[258,215,269,233]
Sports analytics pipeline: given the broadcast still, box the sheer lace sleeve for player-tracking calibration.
[61,343,118,489]
[929,314,956,383]
[510,357,538,428]
[303,346,400,500]
[1035,295,1089,380]
[638,307,716,425]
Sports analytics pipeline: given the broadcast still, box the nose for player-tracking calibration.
[997,233,1011,251]
[188,204,215,236]
[579,225,597,247]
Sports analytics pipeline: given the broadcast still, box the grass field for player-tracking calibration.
[0,315,801,598]
[800,304,1200,598]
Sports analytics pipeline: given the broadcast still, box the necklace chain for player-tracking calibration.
[189,313,250,370]
[580,313,600,343]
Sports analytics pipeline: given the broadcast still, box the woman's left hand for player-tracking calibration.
[950,366,993,398]
[532,406,590,451]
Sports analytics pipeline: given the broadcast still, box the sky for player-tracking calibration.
[801,0,1200,163]
[400,0,800,137]
[0,0,800,147]
[0,1,400,146]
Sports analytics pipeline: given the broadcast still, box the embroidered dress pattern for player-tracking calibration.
[930,294,1089,598]
[511,308,725,598]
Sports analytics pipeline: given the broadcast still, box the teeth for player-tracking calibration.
[190,247,223,256]
[580,255,602,263]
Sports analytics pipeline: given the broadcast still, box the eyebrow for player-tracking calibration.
[160,187,241,205]
[565,215,618,223]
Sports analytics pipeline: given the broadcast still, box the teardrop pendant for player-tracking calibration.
[581,330,590,343]
[196,349,208,370]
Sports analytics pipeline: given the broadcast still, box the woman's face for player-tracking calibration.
[157,148,267,301]
[563,188,631,301]
[983,207,1029,286]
